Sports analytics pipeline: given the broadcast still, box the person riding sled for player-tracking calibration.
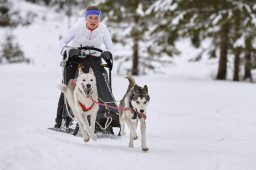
[53,6,119,134]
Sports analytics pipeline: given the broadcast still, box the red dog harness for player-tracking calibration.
[79,99,95,112]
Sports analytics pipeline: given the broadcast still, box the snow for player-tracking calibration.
[1,1,256,170]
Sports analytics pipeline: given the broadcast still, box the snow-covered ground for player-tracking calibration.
[0,1,256,170]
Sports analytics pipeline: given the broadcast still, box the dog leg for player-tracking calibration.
[129,133,134,148]
[74,115,89,142]
[77,113,97,141]
[119,115,126,136]
[120,123,125,136]
[125,118,137,140]
[129,120,138,147]
[140,119,149,152]
[133,119,138,130]
[90,113,96,134]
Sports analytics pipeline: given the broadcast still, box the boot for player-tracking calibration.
[65,117,73,133]
[54,93,64,129]
[54,121,61,128]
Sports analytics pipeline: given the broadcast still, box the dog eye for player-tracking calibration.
[90,79,93,81]
[136,101,140,104]
[143,101,147,104]
[83,79,86,81]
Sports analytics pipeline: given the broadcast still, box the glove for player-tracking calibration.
[60,46,67,56]
[62,51,67,60]
[100,51,113,70]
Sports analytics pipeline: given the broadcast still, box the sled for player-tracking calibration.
[54,46,120,136]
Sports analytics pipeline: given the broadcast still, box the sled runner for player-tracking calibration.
[52,46,120,136]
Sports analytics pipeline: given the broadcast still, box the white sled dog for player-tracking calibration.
[58,68,98,142]
[119,75,150,152]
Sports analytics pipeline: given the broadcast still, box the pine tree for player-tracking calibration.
[0,0,35,27]
[25,0,51,6]
[1,33,29,64]
[100,0,155,75]
[0,0,10,26]
[150,0,256,81]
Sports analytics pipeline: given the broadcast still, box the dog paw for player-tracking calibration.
[91,134,97,141]
[131,132,138,140]
[83,137,90,143]
[129,142,134,148]
[142,147,149,152]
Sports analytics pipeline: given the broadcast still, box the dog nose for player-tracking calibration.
[86,84,91,88]
[140,109,144,113]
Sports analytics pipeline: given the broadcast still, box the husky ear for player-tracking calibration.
[78,67,84,75]
[147,95,150,101]
[143,85,148,93]
[134,85,139,92]
[89,67,94,75]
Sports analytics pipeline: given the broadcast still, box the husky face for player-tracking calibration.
[130,85,150,113]
[76,68,96,95]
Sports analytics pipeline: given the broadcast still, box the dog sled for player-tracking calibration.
[50,46,120,136]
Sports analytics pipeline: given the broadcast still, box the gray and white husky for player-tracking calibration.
[58,68,98,142]
[119,75,150,152]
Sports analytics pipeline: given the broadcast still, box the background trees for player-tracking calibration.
[0,0,31,64]
[148,0,256,81]
[100,0,156,75]
[2,0,256,82]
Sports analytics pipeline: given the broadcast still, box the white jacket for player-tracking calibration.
[60,18,113,56]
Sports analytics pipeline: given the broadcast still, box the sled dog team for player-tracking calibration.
[58,68,150,152]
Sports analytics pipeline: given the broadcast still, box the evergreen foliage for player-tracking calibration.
[149,0,256,81]
[25,0,51,6]
[100,0,157,75]
[0,0,37,27]
[1,33,29,64]
[0,0,11,26]
[6,0,256,80]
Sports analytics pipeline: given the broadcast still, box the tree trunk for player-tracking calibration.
[132,38,139,75]
[132,15,139,75]
[233,9,241,82]
[216,22,229,80]
[233,48,240,81]
[244,50,253,82]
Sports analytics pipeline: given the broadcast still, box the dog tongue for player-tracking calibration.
[81,83,88,93]
[86,89,91,95]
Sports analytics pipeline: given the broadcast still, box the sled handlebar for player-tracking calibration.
[77,46,103,53]
[77,46,113,90]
